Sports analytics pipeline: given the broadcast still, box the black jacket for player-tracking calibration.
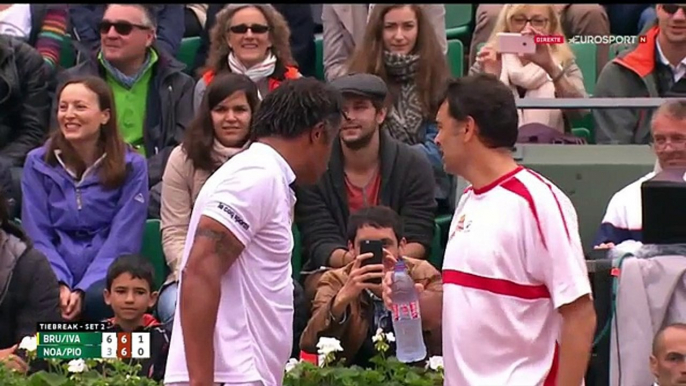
[0,36,50,167]
[99,315,170,382]
[295,130,437,272]
[55,45,195,188]
[0,225,61,349]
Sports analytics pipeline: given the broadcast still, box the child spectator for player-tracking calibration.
[101,254,169,382]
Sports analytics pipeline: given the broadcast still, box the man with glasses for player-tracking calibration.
[58,4,195,216]
[595,100,686,249]
[300,206,443,368]
[595,4,686,144]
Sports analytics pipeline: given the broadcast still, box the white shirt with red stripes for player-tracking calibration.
[442,166,592,386]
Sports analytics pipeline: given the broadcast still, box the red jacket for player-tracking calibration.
[202,65,301,93]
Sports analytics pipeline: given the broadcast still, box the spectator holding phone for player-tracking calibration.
[470,4,588,133]
[299,206,442,367]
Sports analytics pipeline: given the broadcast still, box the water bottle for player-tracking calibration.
[390,260,427,363]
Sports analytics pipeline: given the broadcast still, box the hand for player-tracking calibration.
[475,43,502,76]
[594,242,615,250]
[336,253,385,305]
[519,25,556,72]
[382,263,425,310]
[59,284,71,312]
[0,345,28,373]
[62,291,84,321]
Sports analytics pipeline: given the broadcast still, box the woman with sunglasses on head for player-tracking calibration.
[21,76,149,323]
[193,4,301,111]
[471,4,588,134]
[157,73,258,333]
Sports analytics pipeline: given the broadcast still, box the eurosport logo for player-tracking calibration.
[567,35,647,45]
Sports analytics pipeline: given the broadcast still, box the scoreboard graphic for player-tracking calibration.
[37,323,150,360]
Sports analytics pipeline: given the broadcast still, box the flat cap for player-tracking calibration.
[329,73,388,101]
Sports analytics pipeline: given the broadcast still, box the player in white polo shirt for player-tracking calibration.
[383,74,596,386]
[164,78,344,386]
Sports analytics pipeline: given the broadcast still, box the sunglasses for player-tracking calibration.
[99,21,150,36]
[228,23,270,34]
[662,4,686,15]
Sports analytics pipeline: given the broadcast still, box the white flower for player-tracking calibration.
[385,332,396,343]
[372,328,396,343]
[18,335,37,352]
[318,354,326,368]
[285,358,300,373]
[372,328,384,343]
[426,356,444,371]
[67,359,87,373]
[316,337,343,356]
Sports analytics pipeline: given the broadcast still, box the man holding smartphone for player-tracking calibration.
[299,206,443,368]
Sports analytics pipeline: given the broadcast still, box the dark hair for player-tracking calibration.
[348,5,449,119]
[183,73,259,172]
[346,206,404,243]
[0,187,8,227]
[441,74,519,149]
[250,78,344,141]
[47,76,128,190]
[106,254,156,292]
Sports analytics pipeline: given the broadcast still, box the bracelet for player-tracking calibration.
[551,63,570,83]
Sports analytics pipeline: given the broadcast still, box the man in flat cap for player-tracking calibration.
[294,73,437,301]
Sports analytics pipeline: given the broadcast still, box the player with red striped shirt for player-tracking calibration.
[383,74,596,386]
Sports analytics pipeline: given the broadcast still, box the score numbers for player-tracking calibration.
[100,332,150,359]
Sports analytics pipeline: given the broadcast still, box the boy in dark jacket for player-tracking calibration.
[101,254,169,382]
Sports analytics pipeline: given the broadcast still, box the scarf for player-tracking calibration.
[211,138,246,167]
[228,51,277,99]
[99,50,155,90]
[499,54,564,132]
[382,51,424,145]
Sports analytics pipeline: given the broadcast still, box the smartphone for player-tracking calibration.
[360,239,383,264]
[497,32,536,55]
[360,239,383,284]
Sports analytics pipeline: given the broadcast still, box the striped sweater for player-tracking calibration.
[32,4,68,69]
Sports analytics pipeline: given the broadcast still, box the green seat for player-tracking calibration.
[435,214,452,250]
[429,222,444,270]
[569,43,597,95]
[140,219,168,290]
[571,127,592,142]
[315,37,325,81]
[291,224,302,281]
[59,36,75,69]
[445,4,473,41]
[447,39,464,77]
[176,36,201,72]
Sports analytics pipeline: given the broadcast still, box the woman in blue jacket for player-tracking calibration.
[21,76,149,322]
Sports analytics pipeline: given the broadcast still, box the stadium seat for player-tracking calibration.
[429,222,444,270]
[569,43,597,95]
[176,36,201,72]
[141,219,168,290]
[435,214,452,248]
[445,4,473,41]
[315,37,324,81]
[291,224,302,281]
[447,39,464,77]
[59,36,76,69]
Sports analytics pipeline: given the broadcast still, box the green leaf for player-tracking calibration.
[27,371,71,386]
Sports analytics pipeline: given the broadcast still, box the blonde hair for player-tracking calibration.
[487,4,575,65]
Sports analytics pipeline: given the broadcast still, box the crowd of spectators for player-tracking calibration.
[0,2,681,382]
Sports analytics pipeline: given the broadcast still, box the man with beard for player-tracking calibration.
[295,73,436,299]
[594,4,686,144]
[595,100,686,248]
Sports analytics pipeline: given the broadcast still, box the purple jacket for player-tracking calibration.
[21,145,148,292]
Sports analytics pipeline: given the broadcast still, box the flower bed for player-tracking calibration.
[2,332,443,385]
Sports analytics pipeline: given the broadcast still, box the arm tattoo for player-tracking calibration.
[194,227,244,261]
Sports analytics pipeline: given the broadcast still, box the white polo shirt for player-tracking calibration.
[164,142,296,386]
[442,166,591,386]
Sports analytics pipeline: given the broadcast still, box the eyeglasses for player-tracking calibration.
[510,15,549,29]
[99,21,151,36]
[228,23,270,34]
[662,4,686,15]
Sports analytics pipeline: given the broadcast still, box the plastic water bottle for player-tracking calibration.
[390,260,427,363]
